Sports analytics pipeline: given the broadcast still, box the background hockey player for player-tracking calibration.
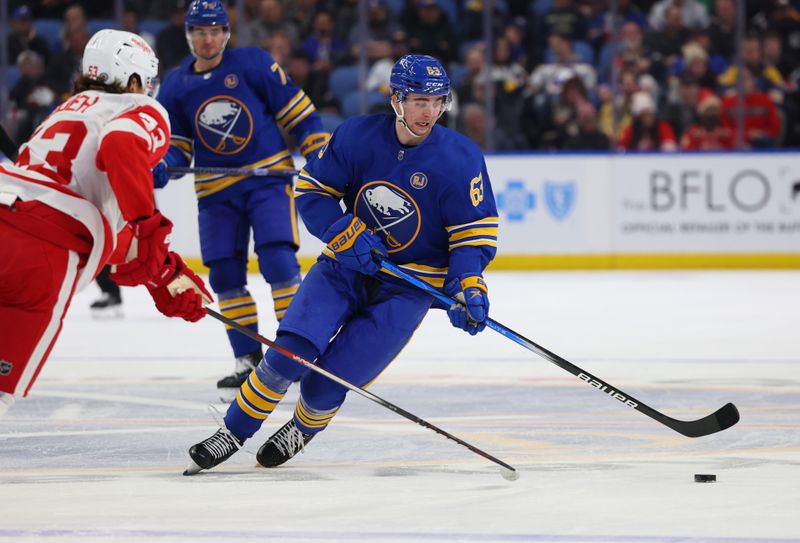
[185,54,499,474]
[154,0,331,396]
[0,29,212,417]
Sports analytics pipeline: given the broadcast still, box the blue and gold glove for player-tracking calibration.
[444,275,489,335]
[322,214,387,275]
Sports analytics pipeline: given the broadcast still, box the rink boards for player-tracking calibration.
[154,152,800,270]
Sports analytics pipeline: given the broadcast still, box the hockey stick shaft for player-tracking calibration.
[376,256,739,438]
[205,307,517,474]
[167,166,299,177]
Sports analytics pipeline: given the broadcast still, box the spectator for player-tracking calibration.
[122,7,156,49]
[156,1,191,74]
[721,67,782,148]
[455,42,487,106]
[303,10,348,74]
[718,33,785,104]
[9,50,56,145]
[8,5,51,66]
[673,42,720,90]
[284,0,321,40]
[563,102,611,150]
[528,33,597,109]
[648,0,709,31]
[645,4,690,75]
[286,50,337,113]
[707,0,737,60]
[45,24,89,99]
[59,4,88,52]
[762,30,793,80]
[588,0,648,50]
[751,0,800,64]
[680,90,735,150]
[348,0,404,64]
[617,91,677,151]
[503,16,528,66]
[239,0,299,49]
[598,68,639,140]
[404,0,457,64]
[266,30,292,65]
[530,0,589,67]
[600,21,656,83]
[538,75,592,149]
[461,0,507,44]
[662,73,700,139]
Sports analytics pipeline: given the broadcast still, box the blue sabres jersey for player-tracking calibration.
[296,114,499,287]
[157,47,329,206]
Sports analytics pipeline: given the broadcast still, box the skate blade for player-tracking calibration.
[183,460,203,476]
[90,307,124,319]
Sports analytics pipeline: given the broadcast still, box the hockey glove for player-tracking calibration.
[146,253,213,322]
[444,275,489,336]
[321,214,387,275]
[152,161,182,189]
[109,211,173,286]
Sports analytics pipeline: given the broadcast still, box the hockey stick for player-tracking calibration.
[374,255,740,439]
[0,123,18,161]
[204,307,519,480]
[167,166,299,177]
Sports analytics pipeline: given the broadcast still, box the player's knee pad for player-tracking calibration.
[255,242,300,284]
[262,332,318,382]
[208,257,248,293]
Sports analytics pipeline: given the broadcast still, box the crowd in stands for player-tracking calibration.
[5,0,800,151]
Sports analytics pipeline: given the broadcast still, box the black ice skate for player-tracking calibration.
[216,349,261,393]
[183,427,244,475]
[89,293,123,318]
[256,419,315,468]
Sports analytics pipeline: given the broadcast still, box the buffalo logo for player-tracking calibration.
[544,180,575,221]
[195,96,253,154]
[355,181,421,253]
[409,172,428,189]
[224,74,239,89]
[426,66,442,76]
[0,360,12,376]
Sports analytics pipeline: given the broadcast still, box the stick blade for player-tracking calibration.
[673,402,740,438]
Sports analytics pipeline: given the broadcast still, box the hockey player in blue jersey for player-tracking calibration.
[154,0,330,395]
[184,54,499,474]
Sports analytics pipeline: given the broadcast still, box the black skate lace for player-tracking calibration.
[272,423,307,458]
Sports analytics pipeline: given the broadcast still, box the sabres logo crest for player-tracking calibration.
[355,181,421,253]
[195,95,253,154]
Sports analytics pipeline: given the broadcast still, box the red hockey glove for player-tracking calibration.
[145,253,213,322]
[109,211,173,286]
[443,275,489,336]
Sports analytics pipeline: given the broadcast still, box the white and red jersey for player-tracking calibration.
[0,91,170,291]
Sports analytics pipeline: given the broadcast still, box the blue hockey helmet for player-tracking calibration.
[185,0,230,30]
[389,55,451,105]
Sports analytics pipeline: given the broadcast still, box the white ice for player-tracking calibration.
[1,270,799,543]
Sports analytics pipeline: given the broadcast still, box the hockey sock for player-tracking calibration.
[225,363,290,440]
[293,394,339,434]
[218,287,260,357]
[270,274,300,322]
[256,242,301,321]
[223,333,318,439]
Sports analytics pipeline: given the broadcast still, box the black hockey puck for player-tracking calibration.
[694,473,716,483]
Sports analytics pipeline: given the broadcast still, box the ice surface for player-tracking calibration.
[1,271,799,542]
